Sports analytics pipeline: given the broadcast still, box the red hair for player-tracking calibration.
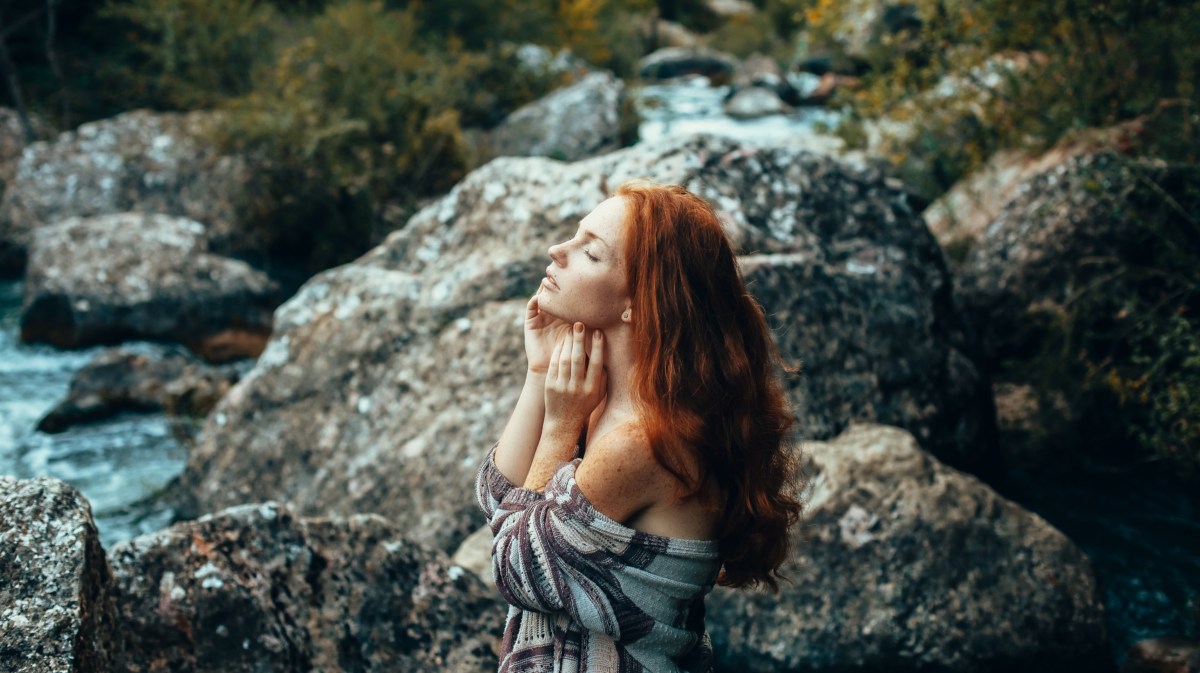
[615,182,802,591]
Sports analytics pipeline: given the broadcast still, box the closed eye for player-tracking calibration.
[584,249,599,262]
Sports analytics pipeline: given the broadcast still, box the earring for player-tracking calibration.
[622,309,631,321]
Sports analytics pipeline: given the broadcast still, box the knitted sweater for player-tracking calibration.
[475,445,722,673]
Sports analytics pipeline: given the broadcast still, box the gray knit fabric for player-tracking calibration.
[476,445,722,673]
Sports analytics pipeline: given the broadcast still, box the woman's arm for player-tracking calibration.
[493,294,570,485]
[524,324,606,490]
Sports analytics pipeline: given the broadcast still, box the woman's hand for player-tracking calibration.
[524,294,572,374]
[544,323,606,436]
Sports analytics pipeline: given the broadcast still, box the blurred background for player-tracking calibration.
[0,0,1197,671]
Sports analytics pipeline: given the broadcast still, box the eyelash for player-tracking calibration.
[583,249,599,262]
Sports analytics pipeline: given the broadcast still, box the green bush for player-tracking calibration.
[811,0,1200,196]
[98,0,279,110]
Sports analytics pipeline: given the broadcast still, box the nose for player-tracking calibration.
[548,241,566,265]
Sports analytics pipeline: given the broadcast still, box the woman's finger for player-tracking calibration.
[557,331,572,382]
[526,294,539,322]
[548,333,564,383]
[570,323,586,385]
[585,330,604,391]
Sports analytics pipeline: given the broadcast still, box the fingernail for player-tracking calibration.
[575,323,583,333]
[594,331,602,340]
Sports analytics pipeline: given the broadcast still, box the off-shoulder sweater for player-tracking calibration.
[475,445,723,673]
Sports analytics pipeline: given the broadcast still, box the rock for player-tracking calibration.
[733,54,786,91]
[0,109,251,279]
[108,502,503,673]
[643,19,702,49]
[176,133,995,555]
[452,525,495,590]
[489,71,627,162]
[639,47,738,83]
[0,476,119,672]
[812,0,924,62]
[1123,638,1200,673]
[707,423,1109,673]
[21,213,280,360]
[724,86,794,119]
[36,345,248,433]
[924,118,1162,265]
[0,106,45,191]
[797,71,861,106]
[705,0,756,18]
[954,152,1157,365]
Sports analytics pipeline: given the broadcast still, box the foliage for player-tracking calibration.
[211,1,480,271]
[805,0,1200,197]
[98,0,278,110]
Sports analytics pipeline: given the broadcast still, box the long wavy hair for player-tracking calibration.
[615,182,802,591]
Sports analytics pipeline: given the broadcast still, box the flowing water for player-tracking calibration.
[0,83,1196,666]
[0,280,181,548]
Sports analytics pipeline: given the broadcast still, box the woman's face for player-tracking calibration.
[539,196,630,328]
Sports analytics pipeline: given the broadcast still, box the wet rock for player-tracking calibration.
[724,86,794,119]
[708,423,1109,673]
[0,476,119,672]
[705,0,756,17]
[21,213,280,361]
[37,345,248,433]
[639,47,738,83]
[176,133,994,554]
[108,502,503,673]
[0,109,251,280]
[732,53,792,101]
[489,71,627,162]
[1123,638,1200,673]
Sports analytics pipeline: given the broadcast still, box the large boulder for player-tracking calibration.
[0,109,250,279]
[0,476,119,673]
[489,71,627,162]
[107,502,504,673]
[21,212,280,361]
[955,152,1160,365]
[37,345,249,433]
[176,133,994,554]
[707,423,1109,672]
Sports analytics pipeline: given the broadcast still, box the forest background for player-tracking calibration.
[1,0,1197,477]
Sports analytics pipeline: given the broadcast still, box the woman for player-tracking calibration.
[475,182,801,672]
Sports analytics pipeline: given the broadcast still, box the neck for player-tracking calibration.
[590,324,638,426]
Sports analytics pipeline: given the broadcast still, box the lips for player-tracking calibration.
[543,269,560,290]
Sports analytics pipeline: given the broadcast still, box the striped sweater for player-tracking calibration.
[475,445,722,673]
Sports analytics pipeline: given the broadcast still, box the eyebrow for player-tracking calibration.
[579,227,610,249]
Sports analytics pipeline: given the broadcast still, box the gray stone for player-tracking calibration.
[37,345,249,433]
[724,86,794,119]
[0,476,118,673]
[1123,638,1200,673]
[639,47,738,83]
[490,71,627,161]
[21,212,280,361]
[707,423,1109,673]
[175,133,994,555]
[0,109,250,279]
[108,502,503,673]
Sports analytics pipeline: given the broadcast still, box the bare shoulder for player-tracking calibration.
[575,422,671,525]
